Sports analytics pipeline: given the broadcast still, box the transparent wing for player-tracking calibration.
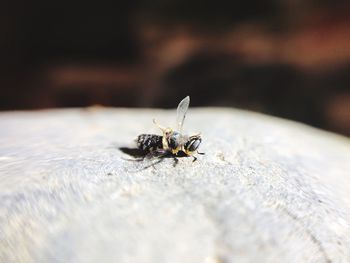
[176,96,190,133]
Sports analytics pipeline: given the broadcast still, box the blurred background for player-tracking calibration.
[1,0,350,136]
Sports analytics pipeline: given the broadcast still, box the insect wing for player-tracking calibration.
[176,96,190,133]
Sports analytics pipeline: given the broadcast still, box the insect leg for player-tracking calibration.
[121,156,145,162]
[140,149,170,170]
[192,156,197,162]
[197,151,205,155]
[172,156,179,167]
[140,157,165,170]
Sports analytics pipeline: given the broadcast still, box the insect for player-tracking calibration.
[135,96,204,166]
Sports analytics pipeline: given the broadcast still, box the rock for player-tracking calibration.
[0,107,350,263]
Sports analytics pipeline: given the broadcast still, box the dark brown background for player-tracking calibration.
[1,0,350,135]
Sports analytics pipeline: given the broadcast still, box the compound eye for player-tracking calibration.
[186,137,201,152]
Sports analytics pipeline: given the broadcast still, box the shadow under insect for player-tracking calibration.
[119,147,150,158]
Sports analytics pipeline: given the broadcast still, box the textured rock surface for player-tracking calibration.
[1,107,350,263]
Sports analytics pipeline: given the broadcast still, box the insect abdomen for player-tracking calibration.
[136,134,163,152]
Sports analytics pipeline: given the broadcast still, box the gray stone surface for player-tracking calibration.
[0,107,350,263]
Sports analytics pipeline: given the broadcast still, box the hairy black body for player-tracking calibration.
[120,133,203,170]
[136,134,163,152]
[135,133,203,162]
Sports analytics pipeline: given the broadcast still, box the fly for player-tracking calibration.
[132,96,204,167]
